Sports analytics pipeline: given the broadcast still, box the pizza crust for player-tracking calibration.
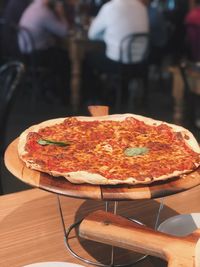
[48,170,194,185]
[18,114,200,185]
[16,158,196,185]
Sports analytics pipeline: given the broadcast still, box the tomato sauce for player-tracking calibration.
[22,117,200,182]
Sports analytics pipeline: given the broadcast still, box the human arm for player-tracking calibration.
[43,3,69,37]
[88,5,108,40]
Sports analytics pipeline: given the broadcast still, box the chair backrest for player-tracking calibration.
[0,61,25,145]
[119,33,150,64]
[17,25,36,54]
[0,61,25,194]
[185,24,200,62]
[17,25,38,69]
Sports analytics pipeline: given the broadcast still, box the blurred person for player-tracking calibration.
[82,0,149,104]
[88,0,149,62]
[18,0,71,103]
[185,0,200,25]
[19,0,68,53]
[185,0,200,61]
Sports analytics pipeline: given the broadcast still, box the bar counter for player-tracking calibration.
[1,186,200,267]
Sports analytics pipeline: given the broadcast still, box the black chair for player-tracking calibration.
[0,19,55,106]
[101,33,150,112]
[0,18,20,62]
[0,61,25,194]
[17,24,69,106]
[17,25,46,105]
[118,33,149,111]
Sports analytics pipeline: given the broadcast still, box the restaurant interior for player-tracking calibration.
[1,0,200,267]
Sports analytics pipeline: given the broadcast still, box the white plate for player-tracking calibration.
[23,262,85,267]
[158,213,200,237]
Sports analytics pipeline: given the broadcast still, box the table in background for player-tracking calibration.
[168,66,185,125]
[169,64,200,125]
[68,35,104,113]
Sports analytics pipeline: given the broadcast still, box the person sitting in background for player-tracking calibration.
[88,0,149,62]
[18,0,71,104]
[82,0,149,105]
[185,0,200,62]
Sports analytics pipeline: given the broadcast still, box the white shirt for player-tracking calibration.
[18,0,68,53]
[88,0,149,62]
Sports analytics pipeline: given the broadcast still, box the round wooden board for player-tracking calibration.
[4,138,200,200]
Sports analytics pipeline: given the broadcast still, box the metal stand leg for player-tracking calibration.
[154,198,165,230]
[57,195,112,266]
[57,196,163,266]
[105,201,148,266]
[105,201,118,266]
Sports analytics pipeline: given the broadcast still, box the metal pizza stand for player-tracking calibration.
[4,106,200,266]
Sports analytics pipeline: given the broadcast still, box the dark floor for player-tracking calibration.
[1,69,200,195]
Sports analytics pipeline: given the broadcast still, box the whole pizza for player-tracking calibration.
[18,114,200,185]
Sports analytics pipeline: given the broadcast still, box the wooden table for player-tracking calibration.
[68,36,104,113]
[169,64,200,125]
[1,186,200,267]
[168,66,185,125]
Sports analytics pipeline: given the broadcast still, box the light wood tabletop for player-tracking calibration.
[1,187,200,267]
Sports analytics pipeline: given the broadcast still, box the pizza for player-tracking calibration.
[18,114,200,185]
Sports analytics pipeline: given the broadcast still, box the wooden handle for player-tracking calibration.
[79,210,196,266]
[88,105,109,117]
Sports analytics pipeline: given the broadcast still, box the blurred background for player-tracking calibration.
[0,0,200,194]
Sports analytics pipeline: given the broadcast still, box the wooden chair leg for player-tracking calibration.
[142,73,149,106]
[115,84,122,112]
[186,92,196,127]
[127,79,140,111]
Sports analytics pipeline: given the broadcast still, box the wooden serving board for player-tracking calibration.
[79,210,200,267]
[4,138,200,201]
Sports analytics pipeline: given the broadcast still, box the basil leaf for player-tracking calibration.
[38,139,71,147]
[124,147,149,156]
